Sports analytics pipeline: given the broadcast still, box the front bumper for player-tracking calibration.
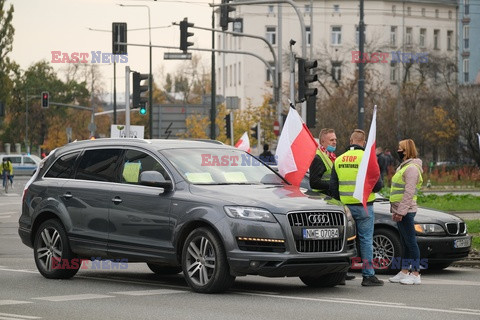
[227,249,355,277]
[418,234,472,263]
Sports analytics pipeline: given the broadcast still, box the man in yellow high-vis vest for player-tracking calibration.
[330,129,384,286]
[309,128,337,195]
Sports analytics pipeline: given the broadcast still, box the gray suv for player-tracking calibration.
[19,139,356,293]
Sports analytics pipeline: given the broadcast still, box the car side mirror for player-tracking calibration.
[139,171,173,191]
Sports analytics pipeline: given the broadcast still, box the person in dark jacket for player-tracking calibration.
[259,144,275,164]
[309,128,337,195]
[330,129,384,287]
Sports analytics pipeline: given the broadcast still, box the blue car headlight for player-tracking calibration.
[224,206,276,223]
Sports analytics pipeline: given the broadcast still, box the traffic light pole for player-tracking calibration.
[125,66,131,138]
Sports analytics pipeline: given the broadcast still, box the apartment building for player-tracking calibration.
[458,0,479,84]
[216,0,457,109]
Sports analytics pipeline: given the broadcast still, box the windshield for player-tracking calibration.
[161,148,285,185]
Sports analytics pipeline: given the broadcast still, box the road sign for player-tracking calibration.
[164,52,192,60]
[273,120,280,136]
[111,124,144,139]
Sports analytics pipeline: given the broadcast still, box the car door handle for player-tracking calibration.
[111,197,123,204]
[63,192,73,199]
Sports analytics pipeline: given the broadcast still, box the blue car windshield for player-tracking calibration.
[161,148,284,185]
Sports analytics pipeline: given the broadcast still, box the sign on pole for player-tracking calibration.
[164,52,192,60]
[111,125,145,139]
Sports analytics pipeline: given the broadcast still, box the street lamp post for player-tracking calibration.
[119,4,153,138]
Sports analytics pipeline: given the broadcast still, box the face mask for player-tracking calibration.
[326,145,336,152]
[397,151,405,161]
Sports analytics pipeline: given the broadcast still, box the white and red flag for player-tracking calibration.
[235,131,251,153]
[276,106,318,186]
[353,105,380,208]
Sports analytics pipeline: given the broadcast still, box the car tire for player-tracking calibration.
[147,263,182,275]
[182,227,235,293]
[300,272,347,287]
[372,228,403,275]
[33,219,79,279]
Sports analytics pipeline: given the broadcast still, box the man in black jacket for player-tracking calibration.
[309,128,337,195]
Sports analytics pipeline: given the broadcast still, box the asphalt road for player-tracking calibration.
[1,178,480,320]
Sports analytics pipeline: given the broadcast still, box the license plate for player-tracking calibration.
[303,228,339,240]
[454,238,471,248]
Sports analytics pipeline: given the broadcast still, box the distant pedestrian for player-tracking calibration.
[259,144,275,164]
[376,147,388,184]
[388,139,423,285]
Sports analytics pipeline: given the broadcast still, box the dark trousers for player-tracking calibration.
[397,212,421,272]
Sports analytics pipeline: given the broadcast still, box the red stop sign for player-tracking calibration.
[273,120,280,136]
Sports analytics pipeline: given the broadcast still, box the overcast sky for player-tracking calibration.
[7,0,214,100]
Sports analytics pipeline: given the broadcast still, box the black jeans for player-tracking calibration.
[397,212,421,272]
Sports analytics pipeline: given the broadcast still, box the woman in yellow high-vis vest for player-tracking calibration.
[388,139,423,285]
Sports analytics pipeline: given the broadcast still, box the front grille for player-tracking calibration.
[445,222,467,235]
[287,211,345,227]
[287,211,345,253]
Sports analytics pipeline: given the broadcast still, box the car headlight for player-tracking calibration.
[414,223,446,236]
[224,206,276,223]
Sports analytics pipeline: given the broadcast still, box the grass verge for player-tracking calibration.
[417,194,480,212]
[465,220,480,251]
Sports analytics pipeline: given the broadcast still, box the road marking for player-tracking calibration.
[422,278,480,286]
[33,294,114,302]
[0,212,16,216]
[76,275,186,290]
[329,297,405,306]
[237,292,480,316]
[0,267,37,274]
[454,308,480,312]
[111,289,185,296]
[0,300,33,306]
[0,313,40,319]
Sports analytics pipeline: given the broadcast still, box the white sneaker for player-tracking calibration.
[389,271,410,283]
[400,274,421,285]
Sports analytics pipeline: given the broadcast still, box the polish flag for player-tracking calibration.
[354,105,380,208]
[235,131,251,153]
[276,106,318,186]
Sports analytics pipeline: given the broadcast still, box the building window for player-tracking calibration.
[230,65,233,87]
[266,26,276,45]
[268,5,274,14]
[306,26,311,46]
[404,64,411,82]
[304,4,311,13]
[464,0,469,16]
[464,25,470,49]
[331,26,342,45]
[419,28,426,47]
[225,67,228,87]
[407,7,411,16]
[392,5,396,15]
[333,4,340,13]
[447,30,453,50]
[266,61,276,82]
[390,62,398,82]
[435,9,439,18]
[406,27,412,46]
[332,62,341,81]
[356,26,366,45]
[218,68,221,90]
[463,59,469,82]
[434,29,440,49]
[421,8,426,17]
[390,26,397,46]
[449,10,452,19]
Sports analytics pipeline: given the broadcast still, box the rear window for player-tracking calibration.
[24,157,36,164]
[45,152,80,179]
[10,156,21,164]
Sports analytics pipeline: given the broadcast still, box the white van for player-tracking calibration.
[0,154,41,176]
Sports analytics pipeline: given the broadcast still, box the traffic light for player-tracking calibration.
[297,58,318,102]
[179,18,194,52]
[224,113,231,137]
[220,0,236,31]
[250,123,258,140]
[132,72,149,113]
[41,92,49,108]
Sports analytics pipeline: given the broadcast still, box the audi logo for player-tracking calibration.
[308,214,330,224]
